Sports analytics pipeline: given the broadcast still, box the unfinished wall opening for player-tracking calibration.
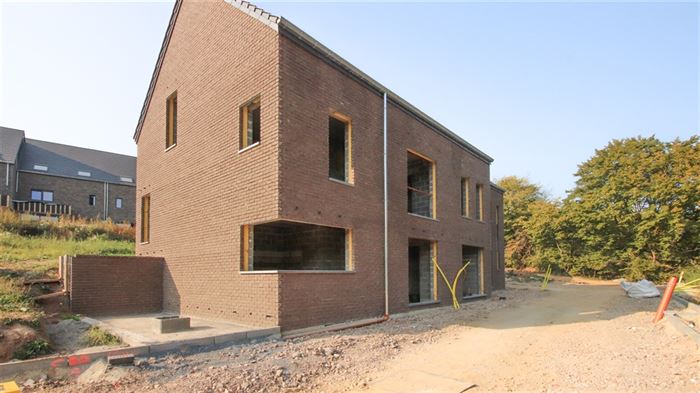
[240,96,261,150]
[408,239,435,304]
[328,114,352,183]
[475,184,484,221]
[166,91,177,149]
[462,246,483,297]
[407,151,435,218]
[241,221,351,271]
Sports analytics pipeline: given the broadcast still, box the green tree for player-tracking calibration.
[564,135,700,280]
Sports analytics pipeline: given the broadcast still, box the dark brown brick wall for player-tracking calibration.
[15,172,135,223]
[135,0,281,328]
[69,256,163,316]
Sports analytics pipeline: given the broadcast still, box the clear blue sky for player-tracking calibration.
[1,1,697,197]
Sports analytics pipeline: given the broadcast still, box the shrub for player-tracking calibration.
[83,326,121,347]
[13,339,52,360]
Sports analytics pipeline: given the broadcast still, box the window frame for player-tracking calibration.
[31,189,53,202]
[475,184,484,221]
[239,96,261,151]
[461,178,471,218]
[140,194,150,244]
[165,91,177,150]
[115,197,123,209]
[88,194,97,206]
[406,149,437,219]
[328,112,353,184]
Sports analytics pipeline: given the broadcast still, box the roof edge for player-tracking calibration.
[133,0,183,143]
[25,138,136,159]
[17,169,137,187]
[490,182,506,193]
[278,17,494,164]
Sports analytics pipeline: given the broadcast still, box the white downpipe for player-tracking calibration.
[383,92,389,316]
[5,163,9,187]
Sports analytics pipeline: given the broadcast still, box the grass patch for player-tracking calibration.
[0,208,134,241]
[83,326,121,347]
[0,232,134,262]
[13,339,52,360]
[0,276,42,326]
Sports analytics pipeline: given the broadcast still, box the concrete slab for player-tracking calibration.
[89,313,271,347]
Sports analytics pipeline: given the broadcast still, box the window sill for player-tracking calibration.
[240,270,355,275]
[165,144,177,152]
[461,215,473,221]
[408,300,440,308]
[328,177,354,186]
[139,241,150,245]
[407,213,439,222]
[238,141,260,154]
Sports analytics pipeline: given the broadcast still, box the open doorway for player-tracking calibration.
[408,239,435,304]
[462,246,483,298]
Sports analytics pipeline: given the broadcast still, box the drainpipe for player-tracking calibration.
[383,92,389,317]
[5,163,8,187]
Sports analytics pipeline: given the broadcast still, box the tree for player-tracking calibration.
[564,135,700,279]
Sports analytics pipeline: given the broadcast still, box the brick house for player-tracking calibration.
[0,126,136,223]
[134,0,505,331]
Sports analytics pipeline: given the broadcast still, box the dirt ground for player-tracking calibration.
[23,277,700,392]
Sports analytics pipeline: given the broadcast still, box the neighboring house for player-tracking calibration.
[0,126,136,223]
[134,0,506,331]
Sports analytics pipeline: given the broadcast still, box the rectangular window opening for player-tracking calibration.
[31,189,53,202]
[241,221,351,271]
[166,91,177,149]
[115,197,123,209]
[461,178,470,217]
[328,114,351,182]
[88,195,96,206]
[408,239,436,304]
[141,195,150,243]
[462,246,484,297]
[33,164,48,172]
[407,151,435,218]
[240,97,261,150]
[120,177,133,183]
[78,171,91,177]
[476,184,484,221]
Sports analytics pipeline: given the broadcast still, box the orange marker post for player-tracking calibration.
[652,276,678,323]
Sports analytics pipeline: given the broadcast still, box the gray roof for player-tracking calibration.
[134,0,494,164]
[18,138,136,186]
[0,126,26,163]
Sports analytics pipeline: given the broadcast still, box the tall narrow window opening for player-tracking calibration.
[141,195,150,243]
[166,92,177,149]
[328,114,352,182]
[240,97,261,149]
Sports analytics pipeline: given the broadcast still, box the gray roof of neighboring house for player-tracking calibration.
[0,126,26,164]
[133,0,494,164]
[18,138,136,186]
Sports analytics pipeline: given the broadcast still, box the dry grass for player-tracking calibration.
[83,326,121,347]
[0,208,134,241]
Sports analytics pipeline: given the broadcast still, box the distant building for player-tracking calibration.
[0,126,136,223]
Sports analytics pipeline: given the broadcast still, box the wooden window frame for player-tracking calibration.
[407,149,437,219]
[461,178,471,218]
[328,112,354,184]
[476,184,484,221]
[165,91,177,149]
[141,194,150,244]
[239,96,261,151]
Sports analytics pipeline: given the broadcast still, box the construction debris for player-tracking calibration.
[620,279,661,298]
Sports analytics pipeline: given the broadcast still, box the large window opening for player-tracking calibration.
[328,115,351,182]
[408,239,435,304]
[407,151,435,218]
[241,221,351,271]
[462,246,483,297]
[31,189,53,202]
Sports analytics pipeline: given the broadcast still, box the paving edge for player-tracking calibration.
[0,326,280,380]
[664,311,700,347]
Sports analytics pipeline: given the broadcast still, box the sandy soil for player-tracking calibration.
[24,278,700,392]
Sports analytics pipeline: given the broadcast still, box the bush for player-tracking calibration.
[83,326,121,347]
[13,339,51,360]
